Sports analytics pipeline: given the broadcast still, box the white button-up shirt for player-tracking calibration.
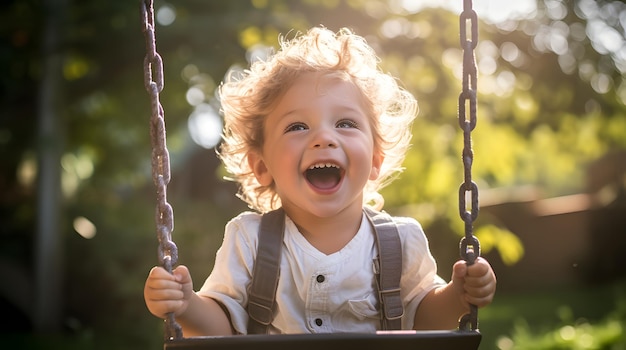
[198,211,446,334]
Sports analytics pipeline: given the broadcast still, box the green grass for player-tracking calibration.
[478,280,626,350]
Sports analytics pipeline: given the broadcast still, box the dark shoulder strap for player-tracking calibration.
[247,208,285,334]
[364,206,404,330]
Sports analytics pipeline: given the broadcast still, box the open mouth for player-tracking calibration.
[305,163,343,190]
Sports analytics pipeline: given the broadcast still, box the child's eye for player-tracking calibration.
[336,119,359,129]
[284,122,308,133]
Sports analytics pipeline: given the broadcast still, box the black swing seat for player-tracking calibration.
[164,330,482,350]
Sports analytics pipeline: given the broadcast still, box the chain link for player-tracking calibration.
[457,0,481,332]
[141,0,182,341]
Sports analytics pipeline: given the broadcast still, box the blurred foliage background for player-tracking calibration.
[1,0,625,349]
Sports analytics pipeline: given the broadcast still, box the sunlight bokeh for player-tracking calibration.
[399,0,537,23]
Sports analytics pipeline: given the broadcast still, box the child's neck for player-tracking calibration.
[285,205,363,255]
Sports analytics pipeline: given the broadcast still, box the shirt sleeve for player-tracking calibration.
[197,211,261,335]
[395,217,447,330]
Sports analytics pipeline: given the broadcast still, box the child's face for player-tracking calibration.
[249,73,382,218]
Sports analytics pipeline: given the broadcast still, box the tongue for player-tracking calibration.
[307,168,340,189]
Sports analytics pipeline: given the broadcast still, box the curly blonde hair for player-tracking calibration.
[218,26,417,213]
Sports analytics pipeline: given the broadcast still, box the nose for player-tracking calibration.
[311,127,337,149]
[313,140,336,148]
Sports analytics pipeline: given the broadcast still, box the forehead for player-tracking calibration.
[273,72,368,112]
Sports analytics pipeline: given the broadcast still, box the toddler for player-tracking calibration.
[144,26,496,336]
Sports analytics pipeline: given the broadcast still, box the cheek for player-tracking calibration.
[354,139,380,178]
[348,140,375,169]
[266,142,299,173]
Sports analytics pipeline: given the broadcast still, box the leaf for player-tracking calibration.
[475,224,524,265]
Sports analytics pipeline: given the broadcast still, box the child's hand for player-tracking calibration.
[144,265,194,319]
[451,257,496,309]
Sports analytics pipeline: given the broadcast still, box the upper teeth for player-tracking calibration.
[308,163,339,170]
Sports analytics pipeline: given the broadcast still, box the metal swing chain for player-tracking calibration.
[457,0,481,332]
[141,0,183,341]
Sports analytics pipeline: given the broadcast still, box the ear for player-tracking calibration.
[248,151,273,186]
[369,151,384,181]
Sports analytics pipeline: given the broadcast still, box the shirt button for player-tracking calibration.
[316,275,325,283]
[315,318,323,326]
